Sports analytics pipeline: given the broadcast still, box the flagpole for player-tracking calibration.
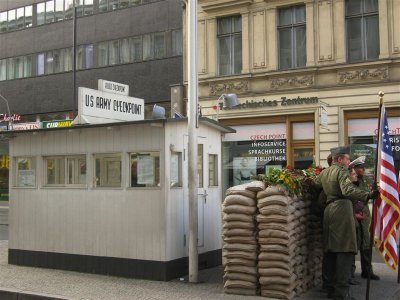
[365,91,384,300]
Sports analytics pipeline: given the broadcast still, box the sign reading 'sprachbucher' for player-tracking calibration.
[78,87,144,123]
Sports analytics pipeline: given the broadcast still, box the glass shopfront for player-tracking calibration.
[348,116,400,179]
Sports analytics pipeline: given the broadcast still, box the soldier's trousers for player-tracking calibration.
[325,251,354,300]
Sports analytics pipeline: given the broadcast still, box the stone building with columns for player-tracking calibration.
[183,0,400,190]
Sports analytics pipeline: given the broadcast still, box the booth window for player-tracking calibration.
[94,153,121,188]
[208,154,218,186]
[198,144,204,188]
[44,155,86,186]
[130,152,160,187]
[15,157,36,187]
[170,152,182,187]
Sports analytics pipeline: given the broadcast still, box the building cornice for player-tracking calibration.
[199,0,253,12]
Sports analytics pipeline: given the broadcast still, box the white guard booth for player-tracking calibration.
[7,118,234,280]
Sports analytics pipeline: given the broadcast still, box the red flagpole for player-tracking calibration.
[365,92,384,300]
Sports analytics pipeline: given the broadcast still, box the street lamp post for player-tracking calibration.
[0,93,13,130]
[187,0,199,283]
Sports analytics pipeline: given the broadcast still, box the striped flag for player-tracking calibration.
[373,105,400,271]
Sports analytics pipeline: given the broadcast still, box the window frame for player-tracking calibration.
[94,153,122,188]
[130,151,161,188]
[14,156,37,188]
[43,155,87,187]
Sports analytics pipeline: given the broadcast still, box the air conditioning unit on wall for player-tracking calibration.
[170,84,185,118]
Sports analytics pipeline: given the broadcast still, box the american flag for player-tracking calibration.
[373,105,400,271]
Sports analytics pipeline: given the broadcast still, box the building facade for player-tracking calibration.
[184,0,400,190]
[0,0,184,198]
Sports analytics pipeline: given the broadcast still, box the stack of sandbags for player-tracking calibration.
[222,181,264,296]
[305,211,323,288]
[256,185,298,300]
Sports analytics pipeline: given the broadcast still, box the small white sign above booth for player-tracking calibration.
[75,87,144,124]
[98,79,129,96]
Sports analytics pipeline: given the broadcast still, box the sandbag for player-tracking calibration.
[224,257,257,267]
[259,273,296,285]
[222,204,256,215]
[258,252,290,263]
[261,290,296,300]
[224,279,257,289]
[259,229,291,239]
[259,206,292,216]
[223,272,258,283]
[224,265,257,275]
[223,213,254,223]
[257,214,294,224]
[257,195,291,208]
[258,267,292,277]
[245,180,265,191]
[258,260,291,271]
[223,228,254,237]
[223,250,257,260]
[257,223,294,232]
[225,187,256,199]
[223,243,257,252]
[258,237,294,246]
[223,236,257,244]
[223,221,255,230]
[224,287,258,296]
[259,243,295,254]
[223,194,256,207]
[257,185,288,198]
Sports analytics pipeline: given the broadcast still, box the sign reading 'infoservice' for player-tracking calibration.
[78,87,144,122]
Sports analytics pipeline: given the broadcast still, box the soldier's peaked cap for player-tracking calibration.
[349,156,366,168]
[330,146,350,155]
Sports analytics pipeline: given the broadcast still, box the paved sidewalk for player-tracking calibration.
[0,241,399,300]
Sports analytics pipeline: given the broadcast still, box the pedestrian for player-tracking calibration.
[349,156,380,280]
[313,146,377,300]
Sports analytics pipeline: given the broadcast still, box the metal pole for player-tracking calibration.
[0,93,12,130]
[72,2,77,117]
[187,0,198,283]
[366,91,384,300]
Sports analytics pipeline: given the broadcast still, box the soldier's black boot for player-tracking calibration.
[360,250,380,280]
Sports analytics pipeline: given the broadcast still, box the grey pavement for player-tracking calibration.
[0,239,399,300]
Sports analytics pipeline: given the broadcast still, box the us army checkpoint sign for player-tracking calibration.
[78,87,144,123]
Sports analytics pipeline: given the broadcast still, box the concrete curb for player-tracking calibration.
[0,288,75,300]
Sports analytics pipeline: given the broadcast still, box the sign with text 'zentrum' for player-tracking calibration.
[78,87,144,123]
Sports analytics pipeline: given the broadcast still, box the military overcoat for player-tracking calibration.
[314,164,370,253]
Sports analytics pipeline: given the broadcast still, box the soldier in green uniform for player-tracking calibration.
[314,146,377,300]
[349,156,380,280]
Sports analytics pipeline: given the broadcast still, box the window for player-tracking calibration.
[120,38,130,63]
[77,45,94,69]
[109,40,120,65]
[14,56,24,79]
[65,0,74,19]
[7,58,15,80]
[53,49,63,73]
[84,0,94,15]
[16,7,25,29]
[99,0,108,12]
[109,0,119,10]
[154,32,165,59]
[346,0,379,62]
[172,29,182,56]
[25,5,33,27]
[37,2,45,25]
[15,157,36,187]
[130,152,160,187]
[209,154,218,186]
[0,12,7,32]
[7,9,16,31]
[85,44,94,68]
[23,55,32,77]
[143,34,154,60]
[278,5,306,69]
[130,36,142,62]
[94,153,121,187]
[0,59,6,81]
[45,51,54,74]
[44,155,86,186]
[54,0,64,21]
[217,15,242,75]
[120,0,130,8]
[198,144,203,188]
[37,53,45,75]
[170,152,182,187]
[97,41,109,67]
[61,48,73,72]
[45,0,55,24]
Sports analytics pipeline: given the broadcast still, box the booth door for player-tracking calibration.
[183,136,207,250]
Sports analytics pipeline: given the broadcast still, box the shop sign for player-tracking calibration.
[78,87,144,123]
[0,113,21,122]
[223,124,286,142]
[42,120,72,129]
[222,96,319,111]
[12,122,40,131]
[98,79,129,96]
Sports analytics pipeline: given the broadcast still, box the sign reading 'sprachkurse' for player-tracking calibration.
[78,87,144,122]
